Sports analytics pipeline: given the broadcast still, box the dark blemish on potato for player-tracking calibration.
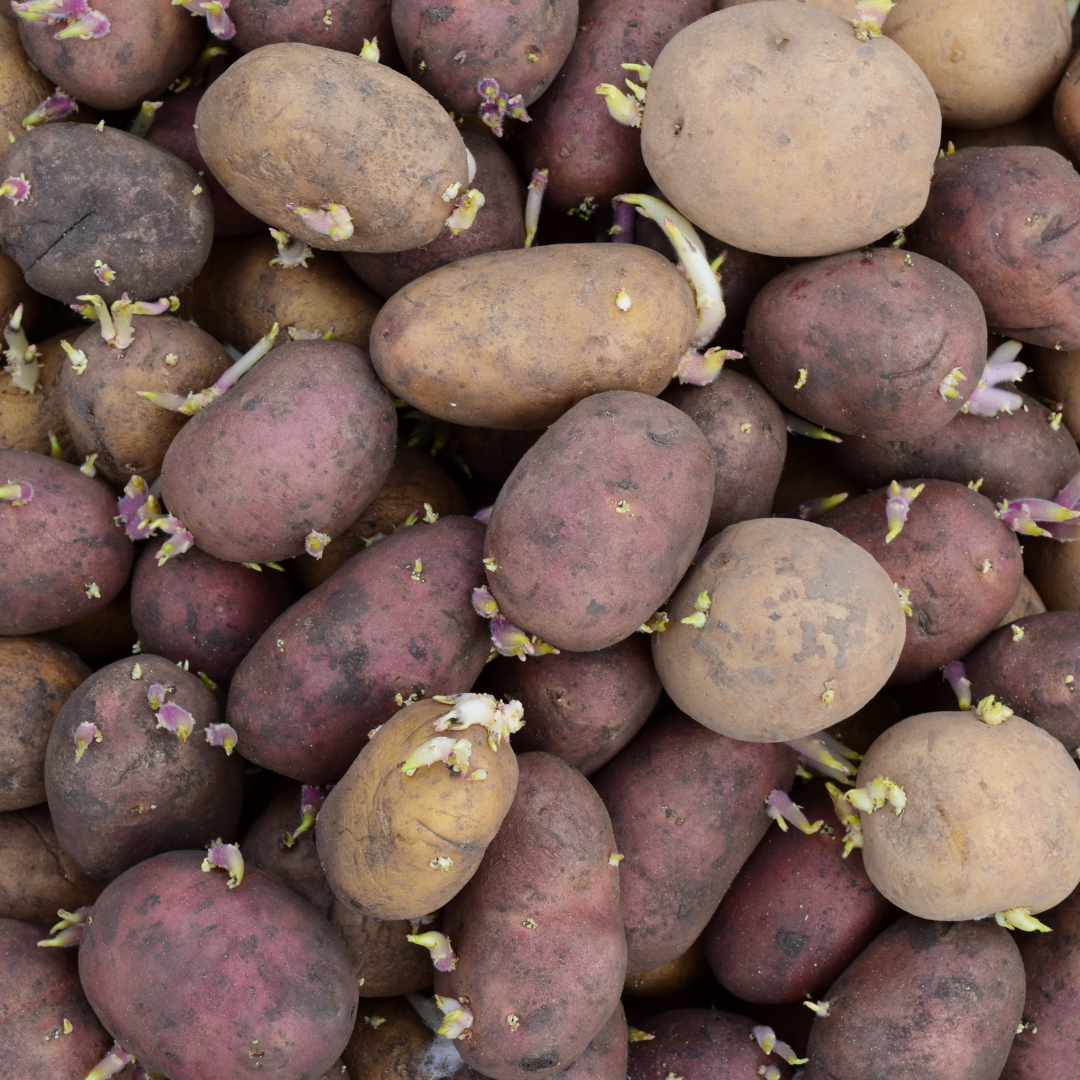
[519,1051,560,1071]
[198,923,219,937]
[135,893,161,915]
[775,930,809,958]
[586,600,606,616]
[777,133,790,146]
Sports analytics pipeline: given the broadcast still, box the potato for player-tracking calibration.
[230,0,396,60]
[44,655,244,882]
[801,917,1025,1080]
[883,0,1071,130]
[477,634,661,776]
[856,711,1080,920]
[434,752,626,1080]
[719,0,850,14]
[78,849,359,1080]
[342,996,464,1080]
[623,937,708,998]
[1,334,73,456]
[908,146,1080,351]
[373,246,695,429]
[653,517,906,742]
[159,339,396,563]
[770,437,852,516]
[820,480,1023,684]
[0,804,100,923]
[318,697,520,920]
[1054,58,1080,163]
[227,515,490,783]
[0,124,213,306]
[196,43,470,253]
[332,899,434,998]
[640,3,941,257]
[0,450,133,636]
[0,17,53,156]
[1026,534,1080,612]
[998,574,1046,627]
[1029,343,1080,444]
[0,636,88,811]
[744,249,987,438]
[484,392,713,651]
[46,579,138,670]
[178,232,383,353]
[833,391,1080,505]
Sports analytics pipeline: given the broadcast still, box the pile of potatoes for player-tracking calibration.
[7,1,1080,1078]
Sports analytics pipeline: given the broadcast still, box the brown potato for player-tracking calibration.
[341,996,458,1080]
[640,3,941,257]
[997,574,1046,627]
[0,18,53,156]
[623,936,708,999]
[1025,535,1080,613]
[1030,343,1080,444]
[331,899,433,998]
[0,333,70,456]
[719,0,850,14]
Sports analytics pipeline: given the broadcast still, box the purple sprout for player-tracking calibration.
[961,340,1027,417]
[73,721,102,761]
[473,505,493,524]
[784,731,860,785]
[281,784,326,848]
[783,411,843,443]
[205,722,237,756]
[201,840,244,887]
[407,930,459,971]
[942,660,972,711]
[996,466,1080,540]
[37,905,92,947]
[21,89,77,129]
[609,198,636,243]
[477,77,530,138]
[82,1044,133,1080]
[0,174,30,203]
[884,480,925,544]
[174,0,235,40]
[779,493,849,521]
[0,481,33,505]
[524,168,548,249]
[765,789,824,835]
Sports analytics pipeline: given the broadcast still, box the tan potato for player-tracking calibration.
[371,245,696,428]
[885,0,1072,130]
[1026,535,1080,612]
[0,253,36,327]
[857,711,1080,920]
[317,697,520,921]
[0,17,55,156]
[0,333,70,456]
[997,575,1046,628]
[1030,344,1080,444]
[640,2,941,257]
[623,936,708,998]
[331,899,433,998]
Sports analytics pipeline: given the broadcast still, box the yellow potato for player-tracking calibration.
[0,333,69,455]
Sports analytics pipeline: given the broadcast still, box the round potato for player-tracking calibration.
[640,2,941,257]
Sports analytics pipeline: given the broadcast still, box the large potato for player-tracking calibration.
[640,2,941,257]
[653,517,906,742]
[371,245,695,428]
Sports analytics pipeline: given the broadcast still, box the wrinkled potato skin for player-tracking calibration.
[435,753,626,1080]
[884,0,1071,130]
[486,392,713,652]
[0,804,100,923]
[592,713,797,972]
[653,518,906,742]
[744,249,987,438]
[331,899,433,997]
[0,451,134,636]
[640,4,941,257]
[0,637,89,812]
[858,712,1080,920]
[231,0,396,63]
[623,937,707,998]
[1,334,71,456]
[1030,344,1080,443]
[318,698,519,921]
[371,246,696,428]
[196,44,468,253]
[821,480,1023,684]
[833,391,1080,505]
[802,917,1025,1080]
[908,146,1080,350]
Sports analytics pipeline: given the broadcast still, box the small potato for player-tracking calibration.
[1,334,72,457]
[332,899,434,998]
[317,697,520,921]
[370,245,696,428]
[0,636,89,811]
[653,518,906,742]
[857,711,1080,920]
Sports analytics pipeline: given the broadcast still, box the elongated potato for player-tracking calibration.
[371,245,696,428]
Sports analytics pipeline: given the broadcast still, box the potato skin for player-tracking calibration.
[1,334,72,456]
[998,574,1046,627]
[0,636,89,811]
[744,249,986,438]
[908,146,1080,350]
[370,245,696,428]
[435,752,626,1080]
[227,516,490,783]
[0,451,134,636]
[640,3,941,257]
[1025,533,1080,612]
[801,917,1025,1080]
[485,391,713,651]
[44,656,244,883]
[857,711,1080,920]
[196,43,468,253]
[318,698,520,921]
[591,713,797,972]
[623,937,707,998]
[341,996,452,1080]
[0,18,53,157]
[78,850,359,1080]
[231,0,396,62]
[820,480,1023,684]
[652,518,906,742]
[332,898,433,997]
[46,579,139,671]
[160,339,396,564]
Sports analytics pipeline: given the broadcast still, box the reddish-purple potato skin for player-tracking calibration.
[627,1008,788,1080]
[591,713,797,973]
[484,391,714,652]
[704,780,898,1004]
[802,917,1025,1080]
[833,391,1080,504]
[820,480,1023,684]
[43,656,243,883]
[344,124,527,299]
[0,918,113,1080]
[435,753,626,1080]
[78,851,359,1080]
[663,370,787,537]
[478,633,661,776]
[226,516,490,784]
[908,146,1080,350]
[521,0,711,211]
[145,90,265,237]
[744,248,986,438]
[0,451,133,636]
[964,611,1080,749]
[130,536,297,683]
